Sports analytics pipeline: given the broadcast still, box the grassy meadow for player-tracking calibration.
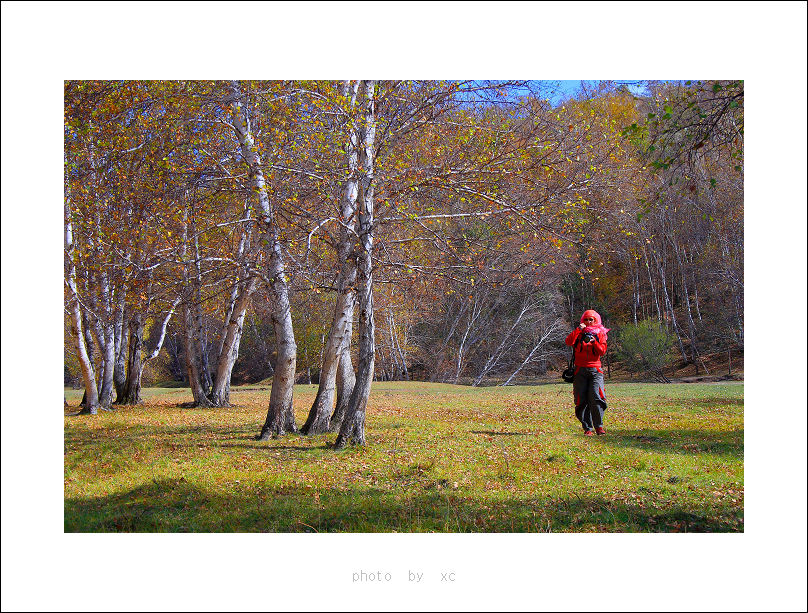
[64,381,743,533]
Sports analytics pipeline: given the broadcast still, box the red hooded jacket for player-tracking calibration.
[565,309,609,370]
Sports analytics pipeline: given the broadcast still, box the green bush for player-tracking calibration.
[617,320,674,381]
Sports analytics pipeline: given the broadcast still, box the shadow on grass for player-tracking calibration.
[65,478,742,533]
[217,442,329,452]
[64,423,259,442]
[601,428,743,457]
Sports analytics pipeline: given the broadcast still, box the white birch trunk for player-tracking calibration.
[227,80,298,437]
[642,243,663,323]
[65,186,100,413]
[212,200,254,401]
[85,128,116,408]
[336,80,377,449]
[210,276,257,406]
[652,247,688,361]
[302,80,360,435]
[330,318,356,431]
[113,290,129,401]
[473,300,530,386]
[501,321,562,386]
[391,311,409,381]
[179,203,213,407]
[97,264,117,408]
[140,298,181,375]
[454,295,484,384]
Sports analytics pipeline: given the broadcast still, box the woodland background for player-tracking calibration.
[64,79,744,414]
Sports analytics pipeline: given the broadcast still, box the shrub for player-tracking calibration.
[616,320,674,381]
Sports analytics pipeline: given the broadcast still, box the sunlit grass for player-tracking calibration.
[64,381,743,532]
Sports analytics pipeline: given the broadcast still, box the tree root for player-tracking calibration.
[66,407,98,416]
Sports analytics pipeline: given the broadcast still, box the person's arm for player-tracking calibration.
[590,335,607,356]
[565,328,581,346]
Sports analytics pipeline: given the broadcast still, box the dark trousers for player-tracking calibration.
[573,367,607,431]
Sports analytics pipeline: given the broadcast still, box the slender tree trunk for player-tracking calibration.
[642,244,662,323]
[301,285,355,434]
[96,270,117,408]
[302,82,361,434]
[209,200,255,406]
[652,247,688,362]
[78,312,98,408]
[182,296,213,407]
[391,311,409,381]
[387,312,399,381]
[336,80,377,449]
[676,244,707,373]
[192,223,213,394]
[80,129,115,410]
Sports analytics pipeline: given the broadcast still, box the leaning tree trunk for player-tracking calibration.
[301,282,356,433]
[209,276,257,406]
[79,308,99,407]
[65,189,100,415]
[302,80,360,435]
[210,200,255,407]
[336,80,376,449]
[226,80,298,438]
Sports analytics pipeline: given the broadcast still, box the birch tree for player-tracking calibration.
[225,80,298,437]
[301,80,360,435]
[335,80,377,448]
[65,168,100,414]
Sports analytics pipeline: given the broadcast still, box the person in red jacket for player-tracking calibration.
[565,309,610,436]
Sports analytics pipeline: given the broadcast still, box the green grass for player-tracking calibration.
[64,381,743,533]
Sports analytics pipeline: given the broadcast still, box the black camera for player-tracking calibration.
[580,331,596,343]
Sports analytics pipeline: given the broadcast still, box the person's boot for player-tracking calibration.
[595,427,606,436]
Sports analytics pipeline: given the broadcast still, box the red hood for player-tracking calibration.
[580,309,610,338]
